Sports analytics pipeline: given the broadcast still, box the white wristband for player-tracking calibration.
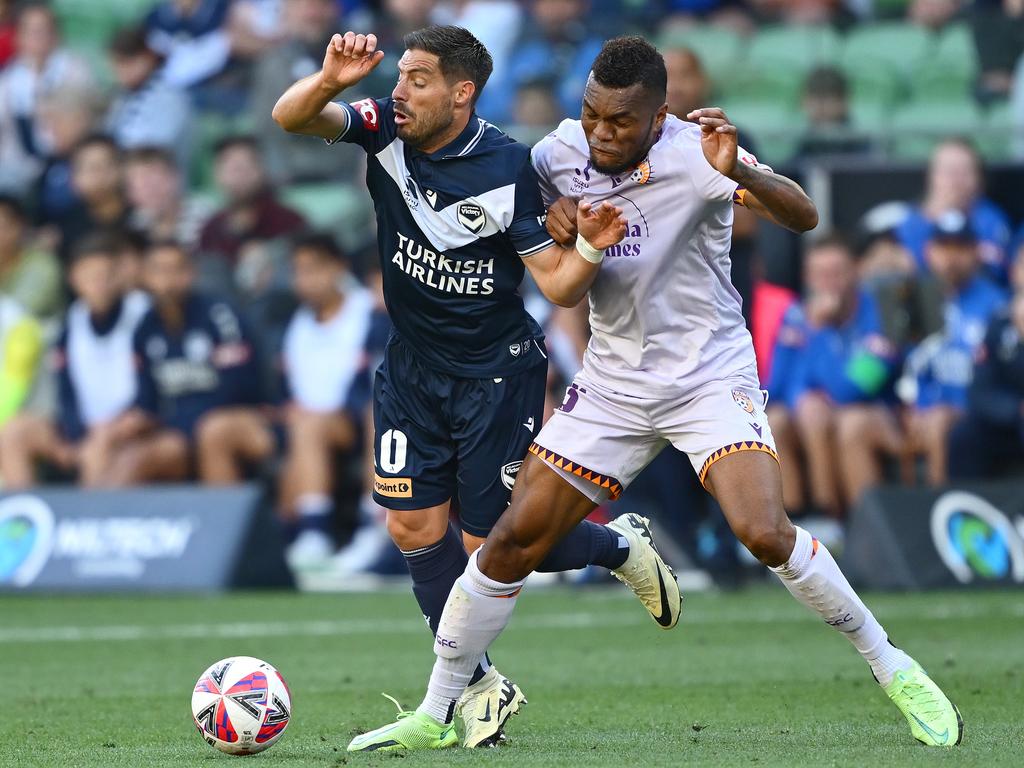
[575,233,604,264]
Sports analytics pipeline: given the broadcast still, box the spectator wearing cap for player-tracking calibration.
[0,194,61,321]
[774,235,899,518]
[0,2,93,192]
[105,25,193,168]
[895,138,1012,285]
[795,66,874,161]
[948,289,1024,480]
[198,135,307,267]
[0,234,150,489]
[898,210,1008,486]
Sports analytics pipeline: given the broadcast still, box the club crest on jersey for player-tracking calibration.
[509,342,522,357]
[500,460,523,491]
[403,178,420,210]
[457,202,486,234]
[732,389,755,414]
[630,158,654,184]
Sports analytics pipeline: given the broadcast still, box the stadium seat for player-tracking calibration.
[720,101,803,165]
[720,60,803,107]
[281,183,372,251]
[841,22,935,80]
[843,60,904,109]
[746,24,842,75]
[978,101,1015,162]
[54,0,155,52]
[908,23,978,104]
[889,99,982,160]
[656,25,744,82]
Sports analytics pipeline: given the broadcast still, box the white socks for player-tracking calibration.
[417,549,523,723]
[771,526,912,686]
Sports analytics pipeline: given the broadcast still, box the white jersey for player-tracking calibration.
[531,115,770,398]
[282,286,373,412]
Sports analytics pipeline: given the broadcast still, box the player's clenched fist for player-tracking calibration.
[577,200,626,251]
[322,31,385,91]
[546,196,579,247]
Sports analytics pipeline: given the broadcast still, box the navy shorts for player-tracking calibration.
[372,336,546,537]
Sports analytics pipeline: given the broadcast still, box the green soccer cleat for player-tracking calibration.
[456,666,527,748]
[608,513,682,629]
[347,695,458,753]
[883,661,964,747]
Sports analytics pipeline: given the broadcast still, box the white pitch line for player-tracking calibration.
[1,600,1021,644]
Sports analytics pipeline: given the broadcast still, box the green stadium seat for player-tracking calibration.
[281,183,371,251]
[849,100,887,132]
[843,59,904,109]
[719,101,804,165]
[841,23,935,79]
[656,25,744,81]
[978,101,1015,162]
[908,22,978,103]
[889,98,982,160]
[719,60,803,107]
[746,24,842,75]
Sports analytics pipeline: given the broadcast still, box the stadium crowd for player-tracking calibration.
[1,0,1024,575]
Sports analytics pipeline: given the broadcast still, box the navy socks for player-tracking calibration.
[537,520,629,572]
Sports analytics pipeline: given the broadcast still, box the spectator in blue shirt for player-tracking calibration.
[0,234,149,488]
[895,138,1012,285]
[781,235,900,518]
[948,291,1024,480]
[898,211,1008,486]
[100,240,267,486]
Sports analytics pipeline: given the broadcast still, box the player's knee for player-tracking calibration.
[736,516,795,567]
[1,413,37,444]
[794,393,831,434]
[385,509,447,551]
[835,407,872,445]
[195,411,235,451]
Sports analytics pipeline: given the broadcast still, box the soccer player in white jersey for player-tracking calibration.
[351,36,963,751]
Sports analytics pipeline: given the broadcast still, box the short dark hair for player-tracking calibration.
[591,36,667,101]
[126,145,177,171]
[291,232,346,263]
[0,193,27,222]
[146,239,190,261]
[807,231,854,257]
[72,132,120,160]
[402,25,493,105]
[108,24,159,59]
[213,134,260,159]
[804,66,847,99]
[70,231,120,264]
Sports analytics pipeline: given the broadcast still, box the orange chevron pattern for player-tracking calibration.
[697,440,779,488]
[528,442,623,500]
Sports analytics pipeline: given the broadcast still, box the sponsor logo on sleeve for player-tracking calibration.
[374,474,413,499]
[500,460,523,491]
[351,98,380,132]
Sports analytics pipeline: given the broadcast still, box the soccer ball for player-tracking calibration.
[191,656,292,755]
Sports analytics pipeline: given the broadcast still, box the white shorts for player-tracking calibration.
[530,372,778,504]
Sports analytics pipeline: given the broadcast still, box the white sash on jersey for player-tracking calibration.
[283,286,373,412]
[67,291,150,427]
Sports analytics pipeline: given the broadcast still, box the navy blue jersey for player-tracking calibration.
[131,292,265,435]
[329,97,553,377]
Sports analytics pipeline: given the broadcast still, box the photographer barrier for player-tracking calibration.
[0,484,293,592]
[844,482,1024,591]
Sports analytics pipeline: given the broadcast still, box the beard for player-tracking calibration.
[395,102,454,151]
[588,115,658,176]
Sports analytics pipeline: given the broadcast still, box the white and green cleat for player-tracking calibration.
[608,513,682,629]
[456,666,527,748]
[347,695,458,753]
[883,661,964,747]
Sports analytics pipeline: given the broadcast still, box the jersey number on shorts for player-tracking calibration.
[380,429,408,473]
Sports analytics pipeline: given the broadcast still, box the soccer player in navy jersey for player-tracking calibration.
[273,26,681,746]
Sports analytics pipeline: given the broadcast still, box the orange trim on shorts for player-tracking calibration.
[528,442,623,501]
[697,440,779,489]
[495,588,522,599]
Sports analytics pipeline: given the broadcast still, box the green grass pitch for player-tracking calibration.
[2,585,1022,767]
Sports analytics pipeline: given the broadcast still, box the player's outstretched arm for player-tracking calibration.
[272,31,384,140]
[688,107,818,233]
[524,200,626,308]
